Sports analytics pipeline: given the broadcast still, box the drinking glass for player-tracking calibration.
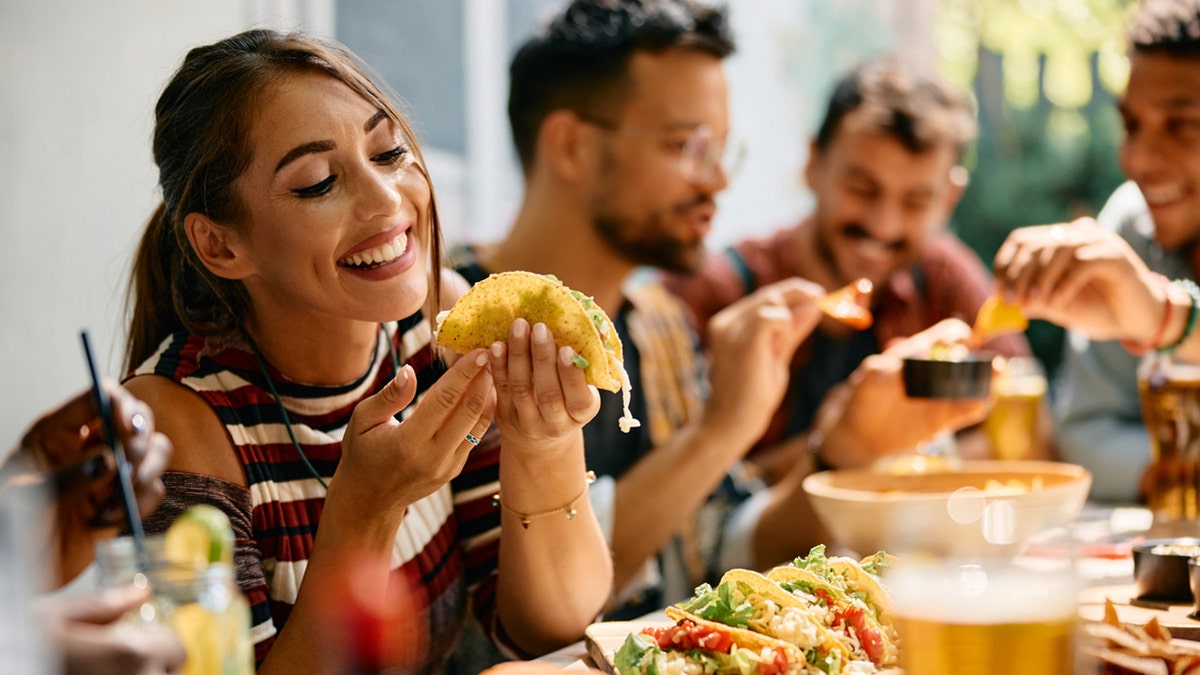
[1138,351,1200,527]
[95,535,254,675]
[984,356,1048,461]
[888,527,1083,674]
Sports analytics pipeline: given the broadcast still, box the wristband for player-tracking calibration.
[1159,278,1200,353]
[1121,273,1175,355]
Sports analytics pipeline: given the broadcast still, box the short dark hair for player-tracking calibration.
[813,55,977,160]
[507,0,735,173]
[1129,0,1200,55]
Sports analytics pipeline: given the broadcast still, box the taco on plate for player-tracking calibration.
[766,547,899,669]
[614,605,805,675]
[436,271,638,431]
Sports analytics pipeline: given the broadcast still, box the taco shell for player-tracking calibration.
[437,271,625,393]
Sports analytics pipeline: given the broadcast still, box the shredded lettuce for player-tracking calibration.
[858,551,893,577]
[793,544,832,578]
[677,581,755,628]
[614,634,659,675]
[571,354,590,368]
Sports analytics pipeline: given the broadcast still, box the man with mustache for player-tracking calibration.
[449,0,830,631]
[667,55,1042,484]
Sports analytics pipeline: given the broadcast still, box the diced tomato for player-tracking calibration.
[756,647,790,675]
[641,620,734,654]
[838,605,884,664]
[813,588,834,607]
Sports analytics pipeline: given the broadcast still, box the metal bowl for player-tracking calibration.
[1132,538,1200,603]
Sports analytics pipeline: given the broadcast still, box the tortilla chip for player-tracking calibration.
[437,271,623,392]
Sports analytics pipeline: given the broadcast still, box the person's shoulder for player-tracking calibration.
[124,372,245,486]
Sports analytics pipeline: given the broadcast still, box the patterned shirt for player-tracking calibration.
[665,220,1030,452]
[132,314,511,670]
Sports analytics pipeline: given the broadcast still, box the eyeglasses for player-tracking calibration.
[577,113,746,185]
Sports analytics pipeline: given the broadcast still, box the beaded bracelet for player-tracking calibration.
[493,470,597,529]
[1159,278,1200,353]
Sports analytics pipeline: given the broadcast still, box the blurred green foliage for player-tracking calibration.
[937,0,1136,381]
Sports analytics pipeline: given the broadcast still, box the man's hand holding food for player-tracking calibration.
[702,277,824,446]
[811,319,992,469]
[993,219,1181,345]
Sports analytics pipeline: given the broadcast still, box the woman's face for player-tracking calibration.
[228,71,432,328]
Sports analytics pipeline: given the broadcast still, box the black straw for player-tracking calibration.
[80,330,148,572]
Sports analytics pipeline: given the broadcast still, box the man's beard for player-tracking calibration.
[592,212,704,274]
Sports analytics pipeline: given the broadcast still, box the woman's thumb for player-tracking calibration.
[357,365,416,425]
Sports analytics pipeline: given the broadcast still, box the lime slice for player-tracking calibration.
[165,504,234,568]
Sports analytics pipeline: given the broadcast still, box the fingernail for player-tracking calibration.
[394,365,411,386]
[560,346,575,367]
[512,319,528,339]
[491,342,504,358]
[130,413,147,436]
[533,322,550,342]
[475,350,488,366]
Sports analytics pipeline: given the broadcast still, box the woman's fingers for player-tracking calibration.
[495,319,534,407]
[557,346,599,424]
[353,365,419,432]
[529,322,569,418]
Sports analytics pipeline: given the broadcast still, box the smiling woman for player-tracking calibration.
[115,28,611,673]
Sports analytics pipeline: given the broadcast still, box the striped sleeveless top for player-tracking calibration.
[133,314,510,670]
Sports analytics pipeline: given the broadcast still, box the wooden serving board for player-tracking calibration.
[1078,584,1200,641]
[585,620,673,674]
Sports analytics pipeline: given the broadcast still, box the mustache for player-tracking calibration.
[841,223,906,252]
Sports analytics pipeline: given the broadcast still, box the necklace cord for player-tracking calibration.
[245,323,400,492]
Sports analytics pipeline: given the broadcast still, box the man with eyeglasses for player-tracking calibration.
[447,0,829,633]
[666,55,1045,485]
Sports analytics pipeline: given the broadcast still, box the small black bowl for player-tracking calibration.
[902,354,994,399]
[1133,538,1200,603]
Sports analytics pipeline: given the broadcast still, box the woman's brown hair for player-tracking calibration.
[125,29,442,373]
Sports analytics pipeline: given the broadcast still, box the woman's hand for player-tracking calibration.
[335,351,496,519]
[488,318,600,455]
[4,382,173,586]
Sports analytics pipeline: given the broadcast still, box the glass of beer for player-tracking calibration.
[1138,352,1200,524]
[984,356,1047,461]
[889,533,1081,675]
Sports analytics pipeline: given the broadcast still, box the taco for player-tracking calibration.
[614,606,805,675]
[767,547,900,669]
[436,271,639,431]
[676,572,857,674]
[780,545,895,626]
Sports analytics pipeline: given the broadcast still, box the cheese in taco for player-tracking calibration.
[436,271,639,432]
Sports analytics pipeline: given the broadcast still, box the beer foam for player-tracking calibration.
[889,563,1078,624]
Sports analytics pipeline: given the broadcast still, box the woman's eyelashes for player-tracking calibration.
[290,146,410,199]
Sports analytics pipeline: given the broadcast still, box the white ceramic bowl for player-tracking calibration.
[802,460,1092,558]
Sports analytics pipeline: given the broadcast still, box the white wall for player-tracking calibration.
[0,0,332,449]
